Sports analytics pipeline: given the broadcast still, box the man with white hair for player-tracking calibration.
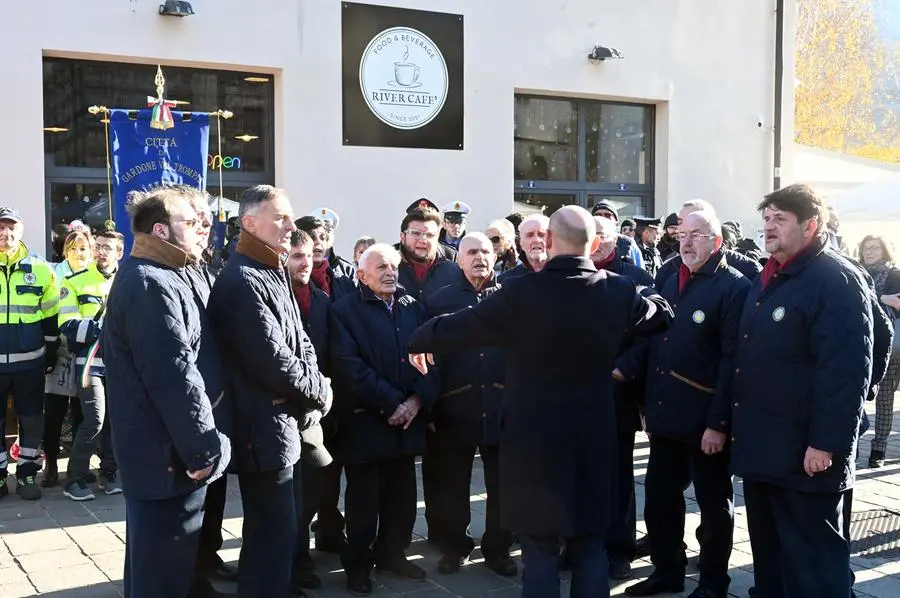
[654,200,762,290]
[618,211,749,598]
[485,219,519,274]
[499,214,549,282]
[409,206,673,598]
[329,243,440,596]
[424,233,516,577]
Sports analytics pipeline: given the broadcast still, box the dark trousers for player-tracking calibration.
[0,370,44,478]
[238,466,297,598]
[421,431,444,542]
[520,534,609,598]
[43,393,83,459]
[644,435,733,594]
[67,376,116,482]
[743,481,850,598]
[194,474,228,576]
[844,488,857,598]
[315,459,346,540]
[294,459,321,572]
[431,442,512,560]
[343,456,417,570]
[123,487,207,598]
[608,422,637,562]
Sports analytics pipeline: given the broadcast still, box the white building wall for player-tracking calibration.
[0,0,785,256]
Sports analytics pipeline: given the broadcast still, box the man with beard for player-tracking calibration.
[498,214,549,282]
[656,213,680,262]
[208,185,331,598]
[408,206,672,598]
[286,229,335,593]
[104,186,231,598]
[397,206,459,305]
[621,211,748,598]
[295,215,357,302]
[425,233,516,578]
[438,201,470,252]
[405,198,457,261]
[329,243,440,595]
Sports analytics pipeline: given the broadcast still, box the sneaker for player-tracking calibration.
[16,475,42,500]
[98,472,122,495]
[63,480,96,502]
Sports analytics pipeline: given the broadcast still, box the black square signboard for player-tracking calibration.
[342,2,464,150]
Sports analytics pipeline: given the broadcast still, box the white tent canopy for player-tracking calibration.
[829,173,900,222]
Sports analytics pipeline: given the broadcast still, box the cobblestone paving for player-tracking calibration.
[1,402,899,597]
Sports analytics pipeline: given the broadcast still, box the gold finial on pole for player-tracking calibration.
[155,65,165,100]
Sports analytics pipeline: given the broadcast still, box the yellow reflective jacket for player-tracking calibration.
[58,263,115,378]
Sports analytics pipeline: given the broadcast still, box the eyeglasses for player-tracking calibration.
[675,232,716,242]
[404,230,438,241]
[172,218,200,228]
[488,235,503,244]
[95,245,119,254]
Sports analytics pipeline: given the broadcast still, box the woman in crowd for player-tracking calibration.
[353,235,376,266]
[859,234,900,468]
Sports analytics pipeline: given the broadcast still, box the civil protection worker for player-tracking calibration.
[0,207,61,500]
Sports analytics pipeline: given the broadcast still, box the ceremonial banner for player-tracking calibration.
[110,109,210,253]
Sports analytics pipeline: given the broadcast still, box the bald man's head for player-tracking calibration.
[547,206,599,258]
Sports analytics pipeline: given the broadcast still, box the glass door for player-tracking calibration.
[513,193,578,217]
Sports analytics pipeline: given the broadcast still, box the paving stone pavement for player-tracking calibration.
[1,402,899,597]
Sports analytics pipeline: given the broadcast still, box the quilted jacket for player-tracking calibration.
[208,232,328,474]
[104,234,231,500]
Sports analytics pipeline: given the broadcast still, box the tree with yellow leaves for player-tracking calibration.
[794,0,898,162]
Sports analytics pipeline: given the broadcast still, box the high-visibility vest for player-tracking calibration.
[58,263,115,379]
[0,243,60,372]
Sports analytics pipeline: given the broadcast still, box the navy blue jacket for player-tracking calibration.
[323,252,358,302]
[329,285,440,464]
[730,236,873,493]
[619,251,750,444]
[397,250,460,308]
[208,233,328,474]
[426,271,505,448]
[408,256,673,538]
[656,248,762,290]
[104,234,230,500]
[498,260,537,284]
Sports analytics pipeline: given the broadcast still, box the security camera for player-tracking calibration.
[757,117,765,129]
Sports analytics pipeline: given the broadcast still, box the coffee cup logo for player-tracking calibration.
[359,26,449,130]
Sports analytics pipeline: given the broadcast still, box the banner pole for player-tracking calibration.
[88,105,113,227]
[211,110,233,224]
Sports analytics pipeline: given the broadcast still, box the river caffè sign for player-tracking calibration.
[342,2,464,150]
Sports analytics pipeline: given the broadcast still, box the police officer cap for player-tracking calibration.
[633,216,662,229]
[0,207,23,224]
[308,207,339,230]
[441,201,471,216]
[406,197,441,214]
[591,201,618,221]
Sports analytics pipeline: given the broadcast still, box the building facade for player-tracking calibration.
[1,0,790,257]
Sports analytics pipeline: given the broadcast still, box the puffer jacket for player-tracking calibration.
[208,232,328,474]
[104,234,230,500]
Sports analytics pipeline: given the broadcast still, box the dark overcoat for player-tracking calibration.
[730,236,873,493]
[329,285,440,464]
[408,256,672,538]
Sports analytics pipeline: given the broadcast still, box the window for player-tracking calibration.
[514,95,654,216]
[42,58,275,247]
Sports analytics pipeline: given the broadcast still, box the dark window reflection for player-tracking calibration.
[43,58,273,173]
[587,195,648,217]
[585,104,651,184]
[514,97,578,181]
[513,193,576,217]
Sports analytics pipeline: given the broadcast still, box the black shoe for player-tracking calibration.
[485,555,517,577]
[632,535,651,560]
[346,569,372,596]
[315,531,348,553]
[609,558,632,580]
[41,460,59,488]
[747,587,758,598]
[624,576,685,596]
[438,555,464,574]
[688,587,727,598]
[376,557,426,580]
[188,578,235,598]
[212,556,238,582]
[292,569,321,590]
[869,450,886,468]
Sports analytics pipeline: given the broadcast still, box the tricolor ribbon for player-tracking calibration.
[147,96,176,130]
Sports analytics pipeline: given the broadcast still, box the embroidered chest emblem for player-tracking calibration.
[772,306,786,322]
[692,310,706,324]
[23,273,36,284]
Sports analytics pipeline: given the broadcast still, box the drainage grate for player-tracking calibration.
[849,509,900,560]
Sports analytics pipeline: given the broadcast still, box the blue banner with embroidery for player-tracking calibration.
[109,109,210,253]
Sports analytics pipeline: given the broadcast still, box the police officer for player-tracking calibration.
[58,229,124,502]
[634,217,663,277]
[620,211,749,598]
[438,201,470,252]
[0,207,60,500]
